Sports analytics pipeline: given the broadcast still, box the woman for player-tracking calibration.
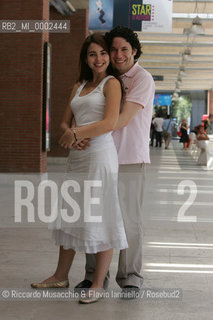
[196,124,209,140]
[179,118,189,150]
[31,34,128,303]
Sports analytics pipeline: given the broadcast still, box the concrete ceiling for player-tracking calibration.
[68,0,213,92]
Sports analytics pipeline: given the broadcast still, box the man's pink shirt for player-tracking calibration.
[112,62,155,164]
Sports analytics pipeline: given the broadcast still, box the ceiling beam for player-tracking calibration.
[142,53,213,58]
[141,59,213,63]
[145,67,213,70]
[140,41,213,47]
[139,33,213,38]
[172,13,213,20]
[158,79,213,81]
[174,0,213,2]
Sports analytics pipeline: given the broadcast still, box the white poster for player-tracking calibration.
[142,0,173,33]
[88,0,173,33]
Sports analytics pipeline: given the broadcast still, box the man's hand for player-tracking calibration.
[59,129,74,149]
[73,138,91,150]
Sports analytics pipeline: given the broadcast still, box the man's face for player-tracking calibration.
[110,37,137,75]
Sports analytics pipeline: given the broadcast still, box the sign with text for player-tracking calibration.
[89,0,173,33]
[154,94,172,106]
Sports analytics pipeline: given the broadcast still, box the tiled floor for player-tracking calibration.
[1,140,213,319]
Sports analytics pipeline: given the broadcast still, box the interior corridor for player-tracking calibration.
[0,140,213,320]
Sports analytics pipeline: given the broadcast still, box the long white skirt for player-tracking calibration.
[49,137,128,254]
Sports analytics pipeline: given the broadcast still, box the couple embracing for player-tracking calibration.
[31,26,155,304]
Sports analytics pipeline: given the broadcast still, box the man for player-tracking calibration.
[75,26,155,296]
[152,112,164,147]
[206,114,213,135]
[163,115,175,149]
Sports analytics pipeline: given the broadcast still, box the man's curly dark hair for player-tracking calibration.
[105,26,142,60]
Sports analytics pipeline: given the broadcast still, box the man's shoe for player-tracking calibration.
[75,279,109,292]
[75,279,92,289]
[31,279,69,289]
[121,286,140,300]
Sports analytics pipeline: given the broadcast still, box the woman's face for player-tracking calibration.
[86,42,110,76]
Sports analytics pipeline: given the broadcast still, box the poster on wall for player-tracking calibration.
[89,0,114,30]
[142,0,173,33]
[89,0,173,33]
[154,94,172,106]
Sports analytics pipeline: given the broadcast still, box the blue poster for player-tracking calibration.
[154,94,172,106]
[89,0,114,30]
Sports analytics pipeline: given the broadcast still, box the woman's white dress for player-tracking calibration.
[49,76,128,253]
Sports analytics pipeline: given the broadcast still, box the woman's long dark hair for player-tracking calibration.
[78,33,117,83]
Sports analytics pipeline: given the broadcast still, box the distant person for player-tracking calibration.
[191,126,198,135]
[205,114,213,135]
[150,115,156,147]
[179,118,189,150]
[152,113,164,147]
[196,125,209,140]
[163,115,175,149]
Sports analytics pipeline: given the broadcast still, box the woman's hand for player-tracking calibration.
[59,129,75,149]
[73,138,91,150]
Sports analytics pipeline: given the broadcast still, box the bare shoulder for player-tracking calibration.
[106,77,120,86]
[73,81,81,91]
[104,77,121,94]
[68,82,81,102]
